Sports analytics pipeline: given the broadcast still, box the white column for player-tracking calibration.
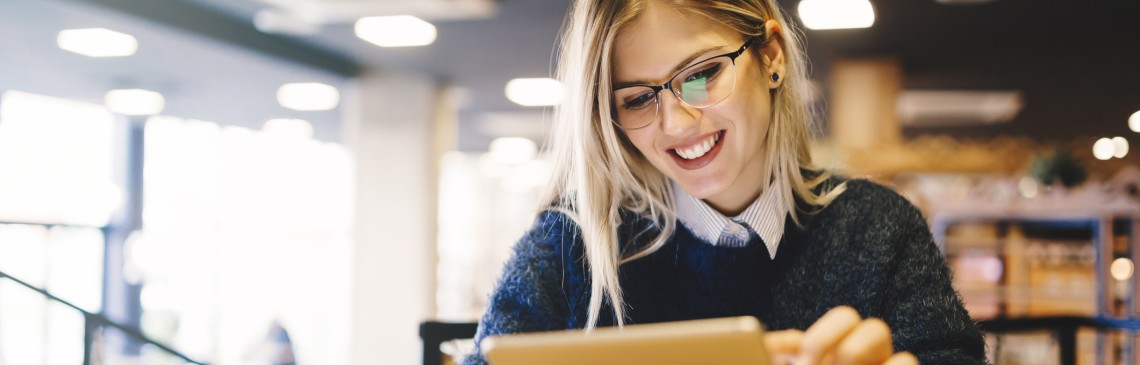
[343,71,449,365]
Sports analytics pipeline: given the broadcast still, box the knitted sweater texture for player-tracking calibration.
[463,179,986,364]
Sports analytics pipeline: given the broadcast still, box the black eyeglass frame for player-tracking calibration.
[611,35,763,130]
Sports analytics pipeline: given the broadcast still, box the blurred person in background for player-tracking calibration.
[245,320,296,365]
[464,1,985,364]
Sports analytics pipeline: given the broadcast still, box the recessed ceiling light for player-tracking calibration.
[1130,110,1140,133]
[58,28,138,57]
[505,78,562,107]
[798,0,875,30]
[277,83,340,111]
[105,89,165,116]
[355,16,437,47]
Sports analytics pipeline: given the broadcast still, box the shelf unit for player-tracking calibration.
[931,205,1140,365]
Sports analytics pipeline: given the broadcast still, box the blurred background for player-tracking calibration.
[0,0,1137,364]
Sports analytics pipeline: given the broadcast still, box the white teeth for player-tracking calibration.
[675,133,719,160]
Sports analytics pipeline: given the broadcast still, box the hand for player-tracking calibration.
[764,306,918,365]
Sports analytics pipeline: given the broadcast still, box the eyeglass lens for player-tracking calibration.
[613,56,737,129]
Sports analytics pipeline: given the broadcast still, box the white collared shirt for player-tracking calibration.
[673,181,789,259]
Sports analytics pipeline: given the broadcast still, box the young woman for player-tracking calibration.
[464,1,986,364]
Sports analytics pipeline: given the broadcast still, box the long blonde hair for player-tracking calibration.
[540,0,846,330]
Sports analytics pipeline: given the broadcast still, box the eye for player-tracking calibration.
[683,62,723,84]
[621,90,656,110]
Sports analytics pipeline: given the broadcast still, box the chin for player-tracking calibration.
[673,175,729,200]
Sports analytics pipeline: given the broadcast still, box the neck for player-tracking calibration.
[705,173,766,216]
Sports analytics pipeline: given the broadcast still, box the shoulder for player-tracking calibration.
[822,177,924,224]
[527,209,581,240]
[808,176,929,244]
[512,209,584,261]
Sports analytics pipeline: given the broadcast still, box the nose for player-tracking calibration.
[658,90,701,135]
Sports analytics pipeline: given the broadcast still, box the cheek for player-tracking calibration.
[625,130,657,157]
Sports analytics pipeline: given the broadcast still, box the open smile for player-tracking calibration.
[667,130,726,170]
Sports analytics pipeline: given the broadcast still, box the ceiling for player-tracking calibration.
[4,0,1140,149]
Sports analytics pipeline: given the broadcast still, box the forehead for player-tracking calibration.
[612,4,740,83]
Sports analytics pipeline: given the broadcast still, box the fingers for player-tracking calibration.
[764,329,804,353]
[798,306,862,365]
[764,330,803,365]
[882,352,919,365]
[834,318,893,365]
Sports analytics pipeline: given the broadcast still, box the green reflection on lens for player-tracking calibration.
[681,78,709,105]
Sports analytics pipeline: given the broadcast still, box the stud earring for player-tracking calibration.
[771,73,780,82]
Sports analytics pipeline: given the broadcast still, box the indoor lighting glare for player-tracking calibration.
[1113,137,1129,158]
[798,0,876,30]
[1017,176,1038,199]
[1093,138,1115,161]
[277,83,340,111]
[57,28,138,57]
[263,118,315,140]
[505,78,563,107]
[1112,258,1134,281]
[104,89,165,116]
[1131,110,1140,133]
[355,16,437,47]
[489,137,537,165]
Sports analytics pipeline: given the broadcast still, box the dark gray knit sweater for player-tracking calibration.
[463,178,986,364]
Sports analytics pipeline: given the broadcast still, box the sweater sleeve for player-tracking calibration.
[883,208,988,364]
[460,211,579,365]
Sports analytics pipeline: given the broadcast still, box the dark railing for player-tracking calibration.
[980,316,1140,365]
[0,269,208,365]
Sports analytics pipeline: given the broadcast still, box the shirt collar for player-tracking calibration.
[672,181,788,259]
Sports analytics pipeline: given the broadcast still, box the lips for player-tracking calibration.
[667,130,725,170]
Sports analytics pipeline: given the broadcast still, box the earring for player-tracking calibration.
[771,73,780,82]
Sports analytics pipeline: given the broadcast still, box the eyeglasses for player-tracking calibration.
[611,37,759,130]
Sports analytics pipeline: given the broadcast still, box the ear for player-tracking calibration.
[759,19,786,89]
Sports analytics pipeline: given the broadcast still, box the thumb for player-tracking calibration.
[764,329,803,365]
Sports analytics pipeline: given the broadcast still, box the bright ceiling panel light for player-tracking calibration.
[105,89,165,116]
[505,78,562,107]
[57,28,138,57]
[1113,137,1129,158]
[897,90,1022,126]
[254,9,320,35]
[355,16,437,47]
[263,118,315,140]
[1130,110,1140,133]
[798,0,876,30]
[1093,137,1115,161]
[277,83,340,111]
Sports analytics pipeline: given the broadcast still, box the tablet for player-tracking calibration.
[481,316,771,365]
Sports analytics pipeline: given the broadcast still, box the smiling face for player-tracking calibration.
[612,3,785,215]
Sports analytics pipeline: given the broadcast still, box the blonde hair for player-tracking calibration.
[540,0,846,330]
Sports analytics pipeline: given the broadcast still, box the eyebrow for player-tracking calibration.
[613,45,727,89]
